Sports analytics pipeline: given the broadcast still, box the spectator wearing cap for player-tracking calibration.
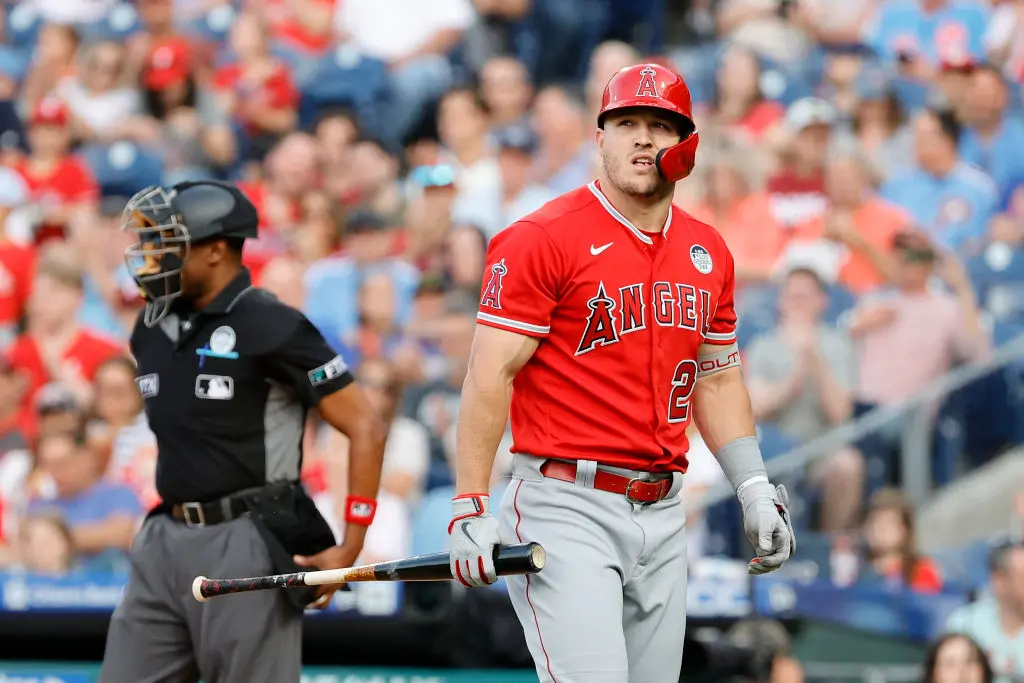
[455,125,555,238]
[13,96,100,244]
[212,12,300,162]
[846,62,914,182]
[686,141,785,285]
[136,36,237,180]
[703,44,785,146]
[848,231,989,471]
[479,56,534,136]
[33,383,86,444]
[333,0,473,146]
[946,538,1024,683]
[305,209,420,347]
[959,65,1024,196]
[27,430,141,567]
[785,144,909,295]
[0,167,35,350]
[530,84,593,195]
[437,87,501,219]
[764,97,835,229]
[7,245,123,437]
[56,39,144,145]
[882,108,999,253]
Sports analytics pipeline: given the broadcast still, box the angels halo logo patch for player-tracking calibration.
[690,245,713,274]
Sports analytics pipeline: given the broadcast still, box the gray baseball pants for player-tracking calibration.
[498,454,689,683]
[99,513,301,683]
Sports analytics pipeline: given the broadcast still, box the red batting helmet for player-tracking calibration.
[598,63,699,182]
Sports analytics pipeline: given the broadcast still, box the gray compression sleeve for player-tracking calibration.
[715,436,771,498]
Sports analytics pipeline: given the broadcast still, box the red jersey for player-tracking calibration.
[14,156,99,207]
[9,330,124,420]
[0,242,35,329]
[476,181,737,473]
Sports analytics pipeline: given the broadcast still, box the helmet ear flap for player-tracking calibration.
[655,132,700,182]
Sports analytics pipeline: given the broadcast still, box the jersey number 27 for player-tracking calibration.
[667,360,698,423]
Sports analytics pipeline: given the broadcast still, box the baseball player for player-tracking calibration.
[447,63,797,683]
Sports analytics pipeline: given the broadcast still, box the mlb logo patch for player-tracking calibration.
[136,373,159,398]
[690,245,713,274]
[195,375,234,400]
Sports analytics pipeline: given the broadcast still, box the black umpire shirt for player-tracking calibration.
[130,269,354,505]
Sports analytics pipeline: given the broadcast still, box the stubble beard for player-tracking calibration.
[601,150,674,202]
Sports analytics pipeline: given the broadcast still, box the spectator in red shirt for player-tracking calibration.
[257,0,336,56]
[213,12,300,161]
[862,487,944,593]
[0,166,35,350]
[14,96,99,245]
[8,245,123,432]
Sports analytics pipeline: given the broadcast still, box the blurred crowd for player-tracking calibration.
[0,0,1020,679]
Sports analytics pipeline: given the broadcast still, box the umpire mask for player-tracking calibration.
[122,186,190,328]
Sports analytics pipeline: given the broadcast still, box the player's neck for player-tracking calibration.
[599,178,673,234]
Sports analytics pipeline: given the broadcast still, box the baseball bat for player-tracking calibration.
[192,541,545,602]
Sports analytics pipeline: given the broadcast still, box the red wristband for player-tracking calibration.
[344,495,377,526]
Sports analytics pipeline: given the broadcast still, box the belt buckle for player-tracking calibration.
[182,502,206,527]
[625,478,651,505]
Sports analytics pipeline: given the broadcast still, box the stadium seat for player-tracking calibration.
[298,45,392,137]
[5,4,42,49]
[80,142,165,197]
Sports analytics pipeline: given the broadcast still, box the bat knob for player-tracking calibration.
[192,576,209,603]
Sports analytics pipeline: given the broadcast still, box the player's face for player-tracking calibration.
[598,110,681,200]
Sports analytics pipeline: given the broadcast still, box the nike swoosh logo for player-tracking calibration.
[460,521,478,547]
[590,242,613,256]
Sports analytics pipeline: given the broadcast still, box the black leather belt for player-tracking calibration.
[170,496,249,527]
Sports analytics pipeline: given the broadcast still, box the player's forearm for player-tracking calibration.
[693,367,758,453]
[694,368,772,500]
[454,364,513,495]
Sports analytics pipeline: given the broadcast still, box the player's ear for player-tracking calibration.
[595,127,605,153]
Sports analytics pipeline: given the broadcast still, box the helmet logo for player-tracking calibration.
[636,66,659,98]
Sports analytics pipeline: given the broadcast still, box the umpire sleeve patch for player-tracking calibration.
[308,355,348,386]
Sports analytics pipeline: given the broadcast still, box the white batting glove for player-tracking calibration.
[448,494,500,587]
[738,481,797,575]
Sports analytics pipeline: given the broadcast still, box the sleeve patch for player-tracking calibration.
[480,258,508,309]
[308,354,348,386]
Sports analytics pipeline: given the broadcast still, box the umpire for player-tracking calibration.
[99,180,387,683]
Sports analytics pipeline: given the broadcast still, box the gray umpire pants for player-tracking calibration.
[100,513,302,683]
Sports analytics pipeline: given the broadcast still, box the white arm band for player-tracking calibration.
[697,342,741,378]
